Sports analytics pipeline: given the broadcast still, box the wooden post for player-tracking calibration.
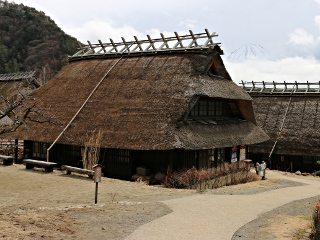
[93,164,103,204]
[14,139,18,164]
[95,182,98,204]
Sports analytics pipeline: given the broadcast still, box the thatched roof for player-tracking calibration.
[0,71,35,81]
[248,93,320,156]
[6,47,268,150]
[177,119,268,150]
[0,71,38,98]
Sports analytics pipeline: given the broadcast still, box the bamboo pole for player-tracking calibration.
[268,85,295,168]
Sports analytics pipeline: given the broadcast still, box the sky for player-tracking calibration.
[11,0,320,84]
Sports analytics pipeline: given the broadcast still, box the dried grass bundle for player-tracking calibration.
[82,130,103,170]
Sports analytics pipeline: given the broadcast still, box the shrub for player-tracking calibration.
[162,161,257,190]
[310,204,320,240]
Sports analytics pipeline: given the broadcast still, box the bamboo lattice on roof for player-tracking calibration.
[70,29,220,60]
[0,71,35,81]
[241,81,320,95]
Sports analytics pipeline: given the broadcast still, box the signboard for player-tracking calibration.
[94,165,102,183]
[240,145,246,161]
[231,146,238,163]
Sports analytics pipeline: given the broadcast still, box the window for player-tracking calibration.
[68,145,81,157]
[199,101,207,116]
[216,101,223,115]
[197,148,225,170]
[302,156,320,165]
[191,102,199,116]
[208,149,215,168]
[32,142,49,159]
[198,150,207,169]
[107,149,131,165]
[190,98,231,117]
[216,148,225,170]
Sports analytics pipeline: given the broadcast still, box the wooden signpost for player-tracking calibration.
[93,164,103,204]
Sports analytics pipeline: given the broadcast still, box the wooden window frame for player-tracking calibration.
[108,149,131,165]
[197,148,225,170]
[32,142,49,159]
[190,98,230,117]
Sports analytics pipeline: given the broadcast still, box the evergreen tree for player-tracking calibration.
[12,58,19,73]
[0,0,79,78]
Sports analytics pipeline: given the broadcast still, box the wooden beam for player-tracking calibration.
[271,81,276,94]
[305,81,310,93]
[132,36,144,52]
[294,81,298,93]
[173,32,184,49]
[203,29,217,47]
[147,35,156,50]
[249,81,255,93]
[87,41,95,53]
[188,30,199,48]
[282,81,287,94]
[121,37,130,53]
[109,38,118,53]
[159,33,170,50]
[77,41,84,53]
[98,40,107,53]
[260,81,265,93]
[205,29,214,45]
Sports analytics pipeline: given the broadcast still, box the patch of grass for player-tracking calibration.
[261,230,270,235]
[299,216,312,221]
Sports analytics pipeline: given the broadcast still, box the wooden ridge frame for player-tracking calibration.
[241,80,320,95]
[70,29,219,59]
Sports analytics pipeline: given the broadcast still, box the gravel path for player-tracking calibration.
[126,171,320,240]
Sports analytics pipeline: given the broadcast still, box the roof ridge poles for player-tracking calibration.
[46,56,124,162]
[268,84,296,168]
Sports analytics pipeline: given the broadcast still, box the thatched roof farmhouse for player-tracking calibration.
[7,30,268,179]
[242,81,320,172]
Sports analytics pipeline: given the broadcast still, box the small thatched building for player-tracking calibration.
[242,81,320,172]
[0,71,39,98]
[7,31,268,179]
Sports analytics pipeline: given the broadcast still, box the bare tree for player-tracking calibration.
[0,84,58,135]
